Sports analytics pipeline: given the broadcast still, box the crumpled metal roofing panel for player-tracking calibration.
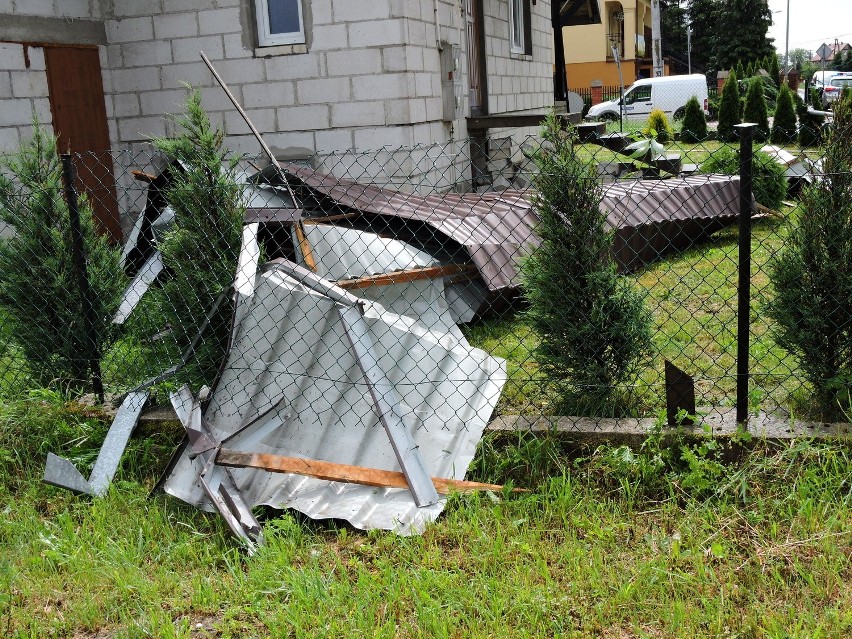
[284,164,541,292]
[162,262,506,534]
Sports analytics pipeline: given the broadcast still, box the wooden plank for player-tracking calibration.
[293,221,317,271]
[301,212,361,224]
[337,264,477,290]
[216,449,516,494]
[132,170,156,183]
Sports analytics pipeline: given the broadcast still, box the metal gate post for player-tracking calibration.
[734,123,756,426]
[60,154,105,402]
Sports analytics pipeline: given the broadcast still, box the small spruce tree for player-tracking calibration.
[522,111,652,414]
[0,121,126,391]
[797,91,823,147]
[745,60,756,78]
[770,83,798,144]
[643,108,674,143]
[717,70,742,142]
[151,90,246,385]
[743,76,770,141]
[769,53,781,86]
[680,95,708,142]
[735,60,745,80]
[768,97,852,415]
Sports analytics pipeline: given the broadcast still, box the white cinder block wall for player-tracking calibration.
[1,0,553,185]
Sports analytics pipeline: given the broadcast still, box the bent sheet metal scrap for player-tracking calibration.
[161,259,507,536]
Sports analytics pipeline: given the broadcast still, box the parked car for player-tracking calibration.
[585,74,710,122]
[822,73,852,107]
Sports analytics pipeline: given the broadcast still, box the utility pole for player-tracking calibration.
[687,24,692,74]
[784,0,790,82]
[651,0,663,77]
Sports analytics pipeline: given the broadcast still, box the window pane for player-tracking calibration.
[511,0,523,50]
[267,0,300,34]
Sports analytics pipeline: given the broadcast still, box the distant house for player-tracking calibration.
[811,42,851,64]
[559,0,667,90]
[0,1,558,234]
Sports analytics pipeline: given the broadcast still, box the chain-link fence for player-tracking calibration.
[0,98,847,442]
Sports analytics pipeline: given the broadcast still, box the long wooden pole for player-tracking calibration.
[216,449,521,495]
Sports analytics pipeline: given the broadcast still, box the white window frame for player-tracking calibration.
[256,0,305,47]
[509,0,525,54]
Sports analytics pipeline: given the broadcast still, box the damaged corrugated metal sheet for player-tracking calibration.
[600,174,742,271]
[161,260,507,534]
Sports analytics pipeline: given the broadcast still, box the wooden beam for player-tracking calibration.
[216,448,518,494]
[301,212,361,224]
[336,263,477,290]
[293,221,317,272]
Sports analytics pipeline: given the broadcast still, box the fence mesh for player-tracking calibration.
[0,99,846,440]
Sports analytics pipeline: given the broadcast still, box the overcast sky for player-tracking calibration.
[766,0,852,55]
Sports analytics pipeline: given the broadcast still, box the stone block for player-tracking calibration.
[225,108,275,134]
[332,0,389,22]
[107,17,154,43]
[171,35,223,63]
[0,72,11,98]
[311,23,347,49]
[0,43,25,71]
[10,70,49,98]
[348,19,406,48]
[112,66,161,93]
[326,49,381,77]
[242,81,295,109]
[154,13,199,40]
[297,76,350,104]
[223,33,252,59]
[113,93,141,117]
[0,98,33,126]
[160,61,211,89]
[121,40,173,67]
[330,102,384,128]
[118,116,168,142]
[276,105,331,131]
[314,128,353,154]
[264,53,320,80]
[198,7,241,35]
[352,72,409,101]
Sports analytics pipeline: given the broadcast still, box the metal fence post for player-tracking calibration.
[734,123,756,426]
[60,154,105,402]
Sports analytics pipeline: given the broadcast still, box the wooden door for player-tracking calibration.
[45,46,121,242]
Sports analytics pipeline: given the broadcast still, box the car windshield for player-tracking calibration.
[830,77,852,88]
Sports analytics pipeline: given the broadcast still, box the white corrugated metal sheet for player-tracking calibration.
[163,262,506,534]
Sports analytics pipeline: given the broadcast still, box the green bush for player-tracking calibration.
[680,96,708,142]
[768,98,852,416]
[0,122,125,392]
[769,54,780,87]
[717,70,742,142]
[149,90,246,386]
[770,83,797,144]
[743,76,770,141]
[701,146,787,210]
[643,108,674,143]
[522,112,652,415]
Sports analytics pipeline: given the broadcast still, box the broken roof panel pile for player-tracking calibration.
[600,174,741,272]
[161,259,507,536]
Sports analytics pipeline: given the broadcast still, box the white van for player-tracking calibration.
[586,74,710,122]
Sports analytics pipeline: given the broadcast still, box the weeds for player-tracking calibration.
[2,396,850,637]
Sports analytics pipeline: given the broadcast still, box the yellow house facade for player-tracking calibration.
[562,0,667,90]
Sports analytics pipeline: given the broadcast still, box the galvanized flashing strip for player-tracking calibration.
[234,223,260,297]
[338,305,440,507]
[113,251,164,324]
[43,391,149,496]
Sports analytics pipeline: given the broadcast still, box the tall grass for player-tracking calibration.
[1,396,849,637]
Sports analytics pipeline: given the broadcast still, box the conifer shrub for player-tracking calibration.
[680,95,708,142]
[0,122,125,391]
[522,112,652,415]
[770,83,798,144]
[769,54,780,87]
[643,108,674,143]
[701,146,787,210]
[768,98,852,415]
[717,70,742,142]
[149,90,246,385]
[735,60,745,79]
[743,76,770,141]
[798,90,824,147]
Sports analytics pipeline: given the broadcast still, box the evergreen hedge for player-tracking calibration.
[522,112,652,415]
[150,90,246,385]
[768,96,852,415]
[680,95,708,142]
[0,123,125,391]
[770,83,797,144]
[743,76,770,141]
[701,146,787,211]
[717,70,742,142]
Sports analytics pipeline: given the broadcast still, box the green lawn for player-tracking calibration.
[1,397,849,638]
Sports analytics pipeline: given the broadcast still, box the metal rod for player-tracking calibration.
[734,123,756,426]
[60,154,104,402]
